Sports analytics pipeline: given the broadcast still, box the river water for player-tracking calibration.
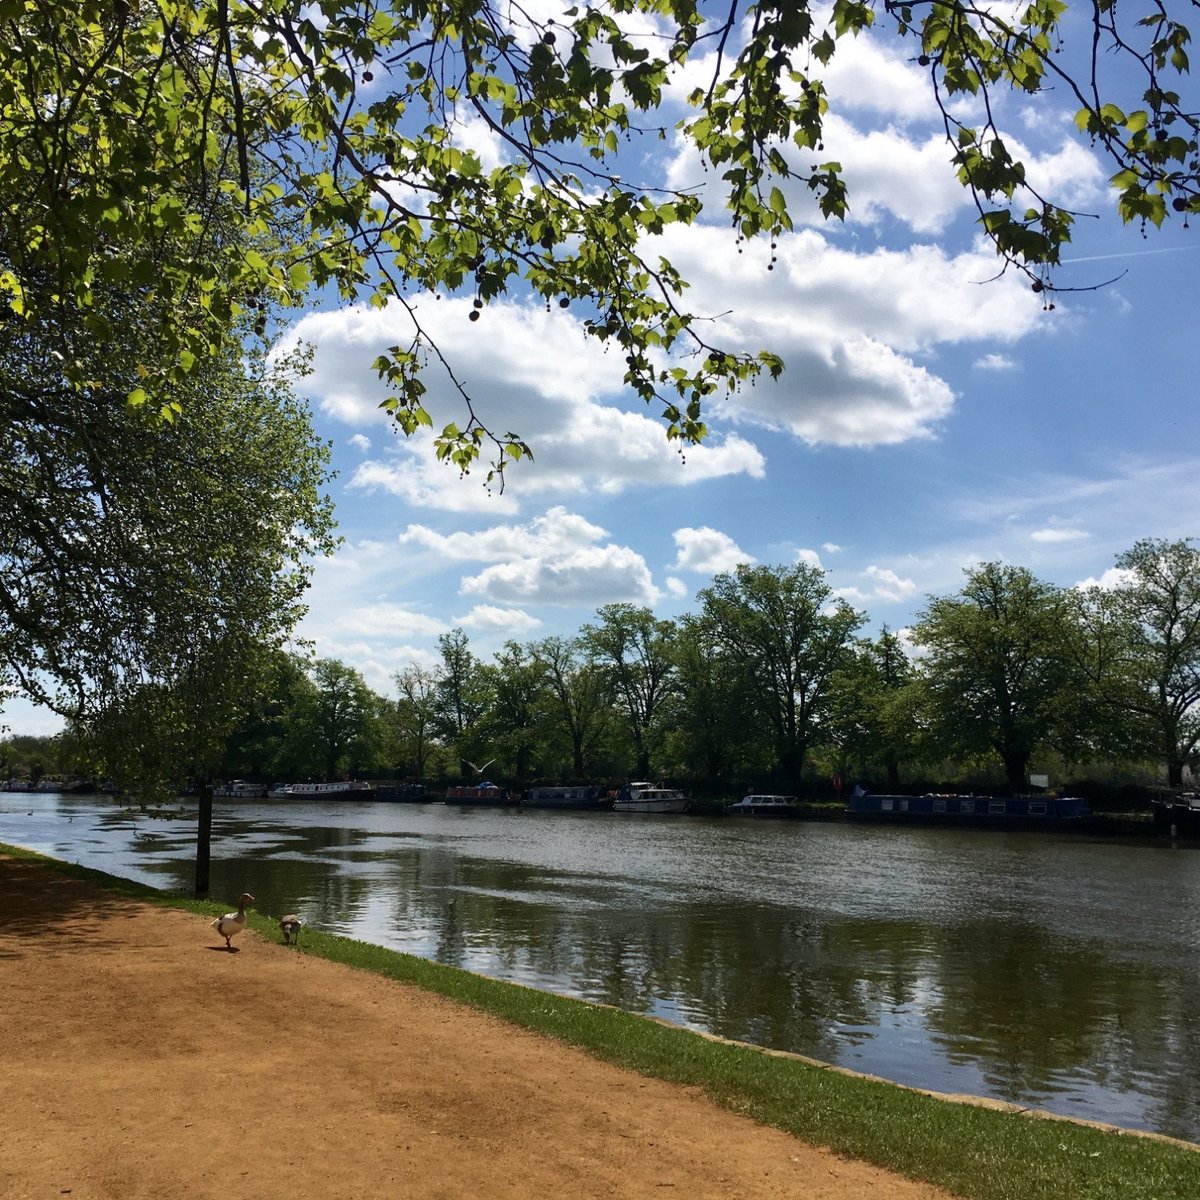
[3,791,1198,1142]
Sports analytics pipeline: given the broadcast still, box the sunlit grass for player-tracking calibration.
[5,844,1197,1200]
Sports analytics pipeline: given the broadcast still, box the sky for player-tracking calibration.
[4,4,1199,736]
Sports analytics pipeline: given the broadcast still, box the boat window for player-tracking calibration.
[881,797,894,811]
[960,799,975,813]
[1029,802,1048,815]
[988,800,1006,814]
[932,798,947,813]
[899,798,909,811]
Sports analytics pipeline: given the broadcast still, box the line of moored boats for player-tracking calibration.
[19,775,1197,834]
[202,780,1106,828]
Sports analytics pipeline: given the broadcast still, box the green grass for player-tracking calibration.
[5,843,1198,1200]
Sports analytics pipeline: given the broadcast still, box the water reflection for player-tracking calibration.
[2,792,1198,1141]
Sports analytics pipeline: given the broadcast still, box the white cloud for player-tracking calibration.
[453,605,542,634]
[665,576,690,599]
[460,543,661,606]
[1030,527,1089,544]
[797,548,824,569]
[277,298,767,512]
[637,225,1041,448]
[324,602,448,640]
[349,433,372,451]
[863,565,919,601]
[833,564,918,606]
[974,353,1017,372]
[398,507,608,562]
[1075,567,1137,592]
[672,527,755,574]
[822,542,843,555]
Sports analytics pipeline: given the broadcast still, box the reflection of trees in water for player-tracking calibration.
[927,919,1200,1139]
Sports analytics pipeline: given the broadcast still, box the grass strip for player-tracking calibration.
[5,844,1198,1200]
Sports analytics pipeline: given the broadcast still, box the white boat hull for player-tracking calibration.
[613,796,688,814]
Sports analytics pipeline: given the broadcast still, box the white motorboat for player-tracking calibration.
[613,781,688,814]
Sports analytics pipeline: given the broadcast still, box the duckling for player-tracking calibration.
[280,914,304,945]
[212,893,254,950]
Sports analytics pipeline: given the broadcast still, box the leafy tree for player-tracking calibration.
[392,664,440,779]
[583,604,678,779]
[667,612,763,790]
[1071,539,1200,788]
[531,635,614,779]
[698,563,863,781]
[432,628,491,774]
[911,562,1078,791]
[3,297,336,892]
[216,651,317,783]
[4,3,1194,479]
[830,627,922,787]
[477,641,548,784]
[285,658,383,782]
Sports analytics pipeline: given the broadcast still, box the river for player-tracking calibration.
[2,790,1198,1142]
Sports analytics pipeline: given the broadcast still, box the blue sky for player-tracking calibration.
[4,5,1198,735]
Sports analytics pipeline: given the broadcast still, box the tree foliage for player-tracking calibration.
[3,1,1194,480]
[2,321,337,785]
[911,562,1079,790]
[830,627,924,787]
[1072,538,1200,787]
[583,603,678,778]
[698,562,863,777]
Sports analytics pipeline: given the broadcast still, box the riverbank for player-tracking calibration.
[2,848,1198,1200]
[0,850,950,1200]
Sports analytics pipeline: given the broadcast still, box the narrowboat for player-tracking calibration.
[374,783,431,802]
[444,780,517,806]
[286,780,374,798]
[844,791,1091,827]
[521,785,612,810]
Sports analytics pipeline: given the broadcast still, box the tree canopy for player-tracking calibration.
[3,1,1195,479]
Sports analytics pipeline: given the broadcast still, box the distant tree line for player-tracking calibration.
[7,538,1197,804]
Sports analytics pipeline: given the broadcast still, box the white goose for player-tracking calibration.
[212,893,254,950]
[280,914,304,945]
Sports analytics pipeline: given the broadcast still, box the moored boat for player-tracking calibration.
[374,783,431,802]
[445,780,517,806]
[214,780,268,799]
[521,785,611,810]
[725,794,798,818]
[844,790,1091,827]
[613,781,688,814]
[1152,791,1200,837]
[286,780,374,798]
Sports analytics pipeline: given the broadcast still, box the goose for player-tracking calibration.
[212,893,254,950]
[280,914,304,945]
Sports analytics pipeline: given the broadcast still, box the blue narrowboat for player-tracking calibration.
[844,791,1091,827]
[521,785,612,810]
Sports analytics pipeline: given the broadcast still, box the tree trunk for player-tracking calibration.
[194,783,213,898]
[1168,758,1185,788]
[1003,750,1028,793]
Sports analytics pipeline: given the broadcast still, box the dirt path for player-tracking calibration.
[0,854,958,1200]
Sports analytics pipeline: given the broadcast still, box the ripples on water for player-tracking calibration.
[3,792,1199,1142]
